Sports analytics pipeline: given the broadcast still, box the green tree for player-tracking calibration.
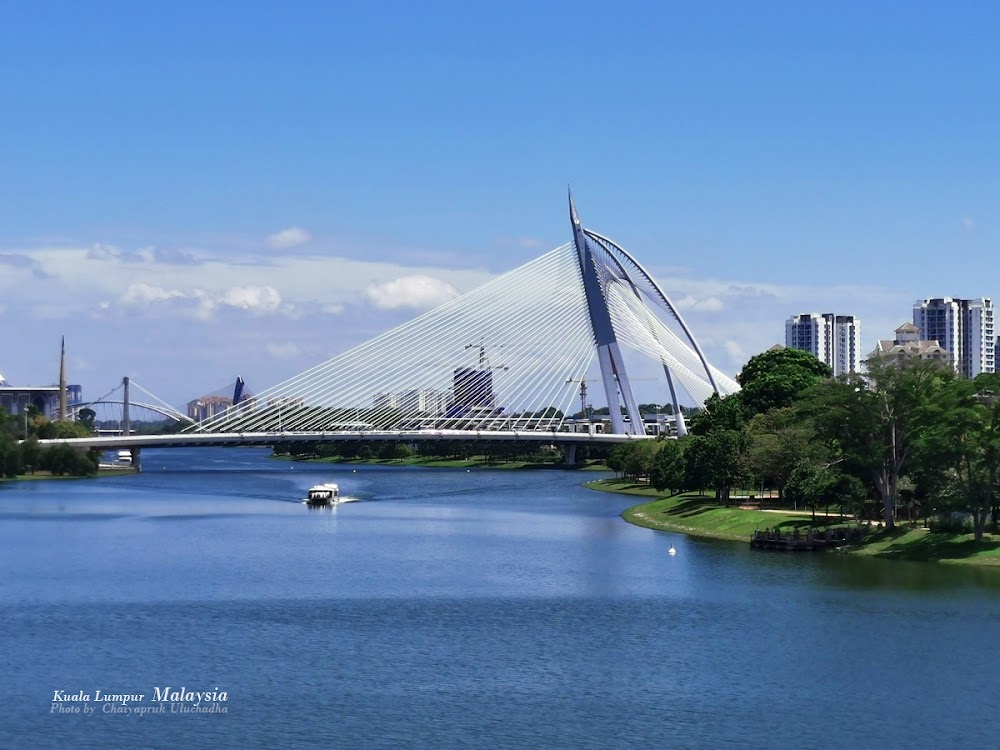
[746,407,823,502]
[41,444,79,475]
[3,446,21,478]
[19,435,41,475]
[339,442,360,459]
[0,431,18,477]
[622,441,658,482]
[607,444,629,476]
[807,358,959,529]
[532,406,564,420]
[38,420,93,440]
[785,460,836,522]
[315,443,340,458]
[687,393,746,436]
[684,393,751,504]
[832,472,870,522]
[684,431,750,505]
[737,347,833,417]
[920,373,1000,543]
[78,408,97,433]
[650,439,685,494]
[976,374,1000,533]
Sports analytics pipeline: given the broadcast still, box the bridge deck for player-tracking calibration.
[33,429,657,450]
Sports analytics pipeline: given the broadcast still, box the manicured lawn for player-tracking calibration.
[849,527,1000,565]
[589,478,1000,566]
[0,472,87,482]
[589,479,844,543]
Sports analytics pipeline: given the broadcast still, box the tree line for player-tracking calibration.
[608,347,1000,543]
[275,438,615,464]
[0,405,101,477]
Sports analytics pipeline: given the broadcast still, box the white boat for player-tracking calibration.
[305,483,340,505]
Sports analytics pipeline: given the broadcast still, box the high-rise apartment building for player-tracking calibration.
[912,297,995,377]
[785,313,862,376]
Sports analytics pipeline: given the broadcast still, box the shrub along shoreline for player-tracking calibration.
[589,478,1000,567]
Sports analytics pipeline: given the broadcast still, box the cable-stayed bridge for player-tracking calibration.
[41,194,739,466]
[71,376,194,433]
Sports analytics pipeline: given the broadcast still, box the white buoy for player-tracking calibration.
[353,469,357,473]
[668,546,676,556]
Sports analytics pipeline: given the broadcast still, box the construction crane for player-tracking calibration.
[566,377,598,419]
[464,341,507,371]
[568,375,659,422]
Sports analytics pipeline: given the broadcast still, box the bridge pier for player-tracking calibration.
[123,377,130,437]
[564,444,578,466]
[121,447,142,474]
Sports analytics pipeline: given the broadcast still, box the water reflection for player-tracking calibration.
[818,552,1000,592]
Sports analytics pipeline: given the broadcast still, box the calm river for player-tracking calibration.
[2,447,999,749]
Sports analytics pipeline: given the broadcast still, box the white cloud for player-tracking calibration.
[266,342,301,359]
[672,295,725,312]
[516,237,547,250]
[723,339,746,363]
[0,244,492,328]
[267,227,312,249]
[120,283,186,306]
[962,217,976,233]
[496,236,549,250]
[221,285,282,313]
[117,283,284,319]
[364,275,460,310]
[87,242,118,260]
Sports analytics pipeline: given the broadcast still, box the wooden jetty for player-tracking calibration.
[750,528,856,552]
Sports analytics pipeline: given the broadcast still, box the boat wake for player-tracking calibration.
[300,496,361,505]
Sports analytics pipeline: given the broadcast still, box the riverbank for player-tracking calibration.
[0,472,79,483]
[282,455,610,471]
[589,478,1000,567]
[0,467,135,483]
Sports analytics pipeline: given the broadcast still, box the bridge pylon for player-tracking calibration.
[569,191,644,435]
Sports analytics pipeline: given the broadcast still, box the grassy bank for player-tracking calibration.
[284,455,611,471]
[0,473,77,482]
[0,464,138,483]
[589,478,1000,566]
[589,478,838,543]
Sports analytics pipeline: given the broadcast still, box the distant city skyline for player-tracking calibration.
[785,296,998,378]
[913,297,995,377]
[1,3,998,407]
[785,313,862,376]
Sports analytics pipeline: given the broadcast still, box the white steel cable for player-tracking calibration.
[188,230,739,437]
[191,244,597,433]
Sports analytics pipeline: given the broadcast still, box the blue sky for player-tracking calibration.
[1,1,997,408]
